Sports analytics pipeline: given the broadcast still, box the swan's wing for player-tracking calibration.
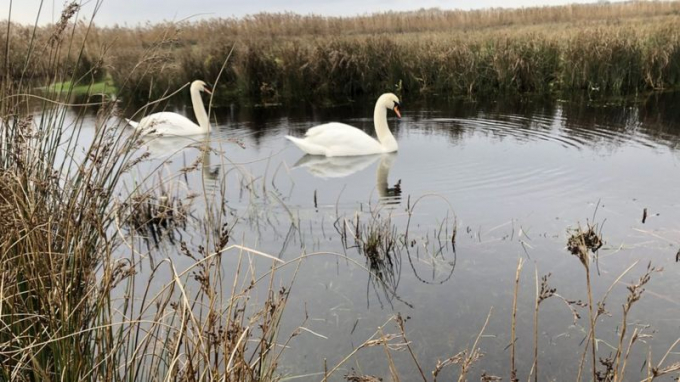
[138,112,203,136]
[141,135,199,159]
[304,122,359,138]
[285,135,329,156]
[299,122,383,156]
[138,112,195,128]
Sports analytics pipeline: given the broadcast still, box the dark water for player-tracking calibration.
[69,93,680,380]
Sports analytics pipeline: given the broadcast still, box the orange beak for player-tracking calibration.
[393,106,401,118]
[204,87,213,95]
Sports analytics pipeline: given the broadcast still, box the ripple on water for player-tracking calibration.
[412,106,674,205]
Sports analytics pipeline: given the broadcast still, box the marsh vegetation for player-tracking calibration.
[3,1,680,104]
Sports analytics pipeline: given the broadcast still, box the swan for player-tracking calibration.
[285,93,401,156]
[126,80,212,136]
[140,135,200,160]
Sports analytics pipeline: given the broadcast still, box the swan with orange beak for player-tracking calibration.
[286,93,402,157]
[126,80,213,136]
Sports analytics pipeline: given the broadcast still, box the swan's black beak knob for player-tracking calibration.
[204,83,214,95]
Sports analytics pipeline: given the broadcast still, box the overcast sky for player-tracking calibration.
[5,0,618,26]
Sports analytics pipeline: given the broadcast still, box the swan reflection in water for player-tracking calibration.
[292,153,402,206]
[140,135,220,185]
[128,135,223,248]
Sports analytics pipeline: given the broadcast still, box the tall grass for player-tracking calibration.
[0,2,295,381]
[5,2,680,104]
[106,7,680,103]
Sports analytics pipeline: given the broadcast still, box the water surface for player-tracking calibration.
[78,93,680,380]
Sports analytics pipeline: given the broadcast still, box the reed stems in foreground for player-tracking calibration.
[568,223,602,382]
[510,257,524,382]
[1,3,297,381]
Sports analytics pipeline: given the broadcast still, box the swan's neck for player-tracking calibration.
[191,87,210,132]
[374,102,397,151]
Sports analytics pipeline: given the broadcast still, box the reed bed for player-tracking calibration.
[94,5,680,103]
[4,2,680,104]
[0,2,296,381]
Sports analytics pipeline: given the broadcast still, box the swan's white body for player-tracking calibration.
[126,80,211,136]
[141,135,199,159]
[286,93,401,157]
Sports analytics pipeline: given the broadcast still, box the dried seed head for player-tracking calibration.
[481,373,502,381]
[538,273,556,304]
[567,223,603,267]
[345,371,383,382]
[49,2,80,46]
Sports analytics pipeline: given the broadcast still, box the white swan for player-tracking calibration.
[285,93,401,156]
[140,135,199,160]
[126,80,212,136]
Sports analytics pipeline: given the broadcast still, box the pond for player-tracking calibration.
[67,92,680,380]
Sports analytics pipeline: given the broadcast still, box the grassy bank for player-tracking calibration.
[43,76,117,95]
[3,2,680,105]
[98,1,680,104]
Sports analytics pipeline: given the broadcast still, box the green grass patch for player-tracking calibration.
[44,76,117,95]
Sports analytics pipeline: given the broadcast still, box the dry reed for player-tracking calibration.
[0,2,298,381]
[4,2,680,104]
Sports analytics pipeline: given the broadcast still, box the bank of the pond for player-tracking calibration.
[112,13,680,106]
[4,1,680,106]
[43,77,117,96]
